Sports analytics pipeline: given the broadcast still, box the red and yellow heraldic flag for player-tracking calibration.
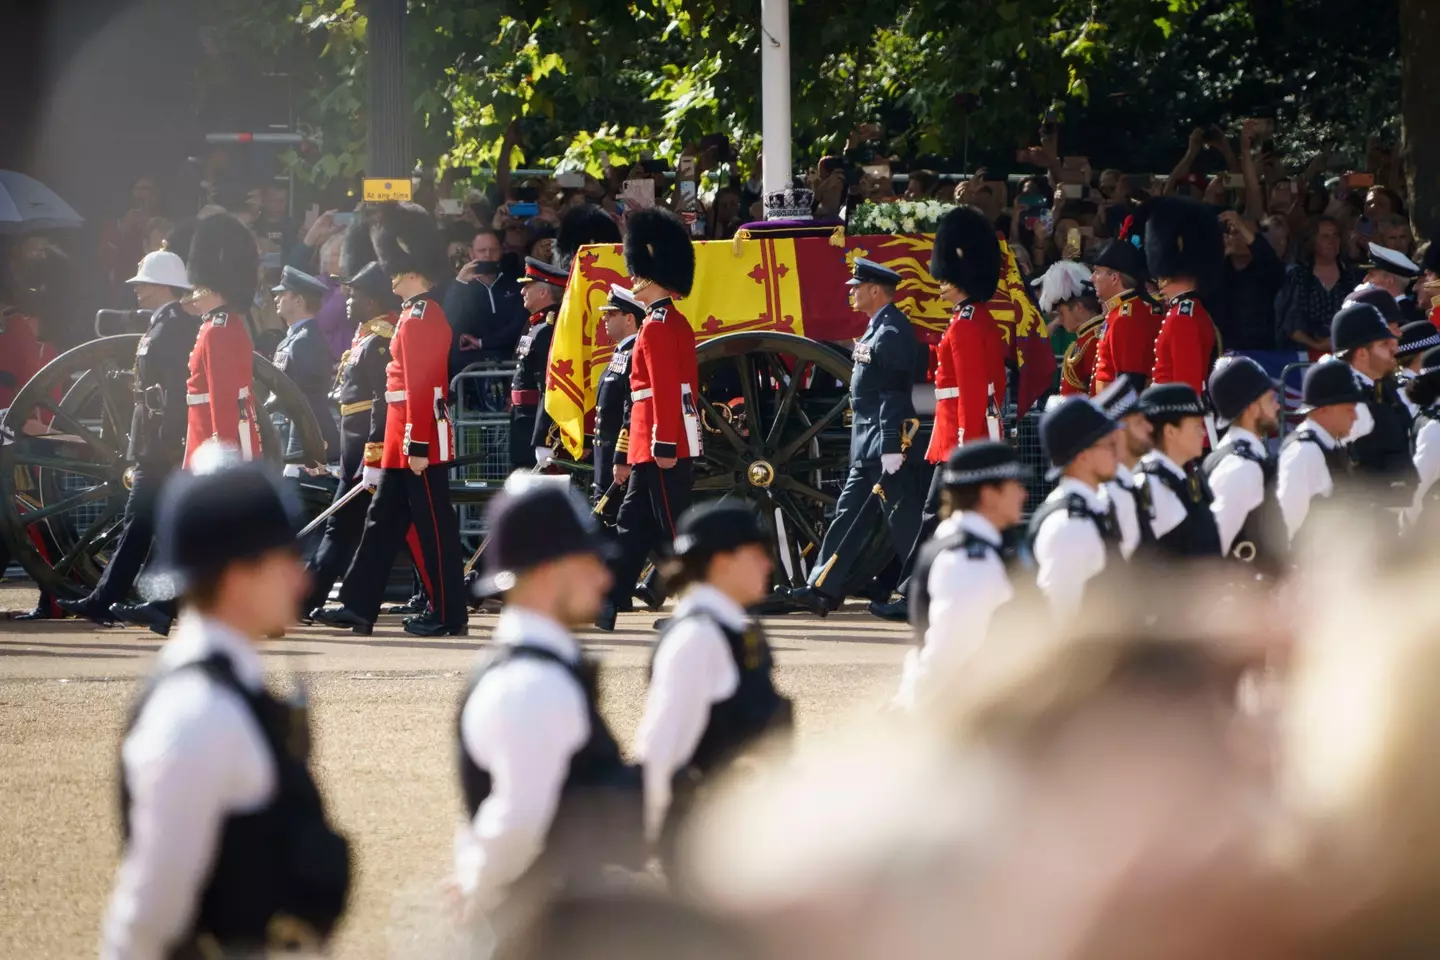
[545,233,1055,457]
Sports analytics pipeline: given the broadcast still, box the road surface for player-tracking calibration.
[0,581,908,958]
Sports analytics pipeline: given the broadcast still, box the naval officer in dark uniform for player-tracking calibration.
[510,257,567,471]
[593,283,646,516]
[787,258,920,616]
[102,455,350,958]
[59,245,200,629]
[269,265,341,470]
[302,262,400,615]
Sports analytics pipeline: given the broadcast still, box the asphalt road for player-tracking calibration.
[0,581,908,958]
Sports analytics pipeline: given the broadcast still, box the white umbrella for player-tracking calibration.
[0,171,84,234]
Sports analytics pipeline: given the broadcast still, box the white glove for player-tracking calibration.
[361,465,382,490]
[533,446,553,470]
[880,453,904,475]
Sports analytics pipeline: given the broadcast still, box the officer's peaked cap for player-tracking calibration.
[941,440,1027,487]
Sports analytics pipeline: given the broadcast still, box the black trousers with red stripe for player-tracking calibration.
[338,464,465,627]
[606,459,693,610]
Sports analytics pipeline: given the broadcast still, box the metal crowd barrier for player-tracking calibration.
[450,361,520,548]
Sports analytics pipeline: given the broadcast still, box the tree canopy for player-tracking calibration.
[200,0,1402,183]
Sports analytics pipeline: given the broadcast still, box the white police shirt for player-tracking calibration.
[1139,451,1192,540]
[1104,462,1142,560]
[102,615,275,960]
[454,607,589,911]
[1407,416,1440,526]
[1033,478,1109,621]
[894,511,1012,711]
[1276,420,1341,543]
[635,584,745,841]
[1207,426,1267,556]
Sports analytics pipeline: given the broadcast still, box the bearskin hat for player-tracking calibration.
[161,219,196,266]
[930,206,1001,301]
[187,213,258,307]
[1143,196,1223,289]
[624,208,695,296]
[555,203,621,272]
[339,205,379,278]
[1421,239,1440,278]
[369,202,447,283]
[1091,236,1146,283]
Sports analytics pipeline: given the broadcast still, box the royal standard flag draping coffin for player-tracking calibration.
[544,233,1055,457]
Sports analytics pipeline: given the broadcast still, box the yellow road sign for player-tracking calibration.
[362,178,413,202]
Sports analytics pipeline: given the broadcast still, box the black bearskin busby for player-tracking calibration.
[187,213,259,307]
[929,206,1001,301]
[161,219,196,266]
[369,202,447,283]
[1143,196,1223,290]
[623,208,694,296]
[339,205,378,279]
[554,203,621,272]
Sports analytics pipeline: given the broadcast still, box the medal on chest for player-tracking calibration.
[852,341,873,364]
[516,334,534,358]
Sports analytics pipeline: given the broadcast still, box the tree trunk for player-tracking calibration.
[366,0,410,179]
[1400,0,1440,240]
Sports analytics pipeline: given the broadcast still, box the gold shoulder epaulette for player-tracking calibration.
[366,317,396,339]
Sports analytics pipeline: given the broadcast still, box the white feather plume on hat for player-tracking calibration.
[1037,260,1094,314]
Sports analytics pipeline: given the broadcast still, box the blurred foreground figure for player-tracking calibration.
[635,503,792,879]
[693,579,1300,960]
[497,891,759,960]
[452,476,643,941]
[102,453,349,958]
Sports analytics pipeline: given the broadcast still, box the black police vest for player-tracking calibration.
[1112,471,1157,555]
[1025,490,1125,609]
[1138,461,1223,559]
[119,654,350,955]
[1281,430,1352,545]
[649,612,794,854]
[1202,441,1287,577]
[1350,375,1418,503]
[456,645,643,888]
[910,529,1008,643]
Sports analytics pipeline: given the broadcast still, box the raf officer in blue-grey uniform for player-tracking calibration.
[268,265,341,471]
[787,258,921,616]
[593,283,647,519]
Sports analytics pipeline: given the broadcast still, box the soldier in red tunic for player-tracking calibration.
[312,203,467,638]
[596,209,699,631]
[182,214,261,467]
[1091,237,1165,395]
[869,206,1006,622]
[1145,197,1223,392]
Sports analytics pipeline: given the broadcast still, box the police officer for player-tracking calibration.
[1137,383,1222,559]
[636,502,792,877]
[1276,359,1365,547]
[1145,197,1223,392]
[510,257,567,471]
[183,214,262,466]
[1394,320,1439,383]
[1090,237,1164,395]
[301,261,400,615]
[1030,396,1122,620]
[59,247,198,627]
[871,207,1005,623]
[788,258,920,616]
[453,476,642,924]
[1332,301,1419,516]
[892,442,1027,712]
[101,454,349,958]
[269,264,341,470]
[1405,345,1440,527]
[312,203,467,637]
[1096,374,1155,559]
[593,283,646,515]
[1359,242,1425,326]
[598,209,700,632]
[1203,357,1286,576]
